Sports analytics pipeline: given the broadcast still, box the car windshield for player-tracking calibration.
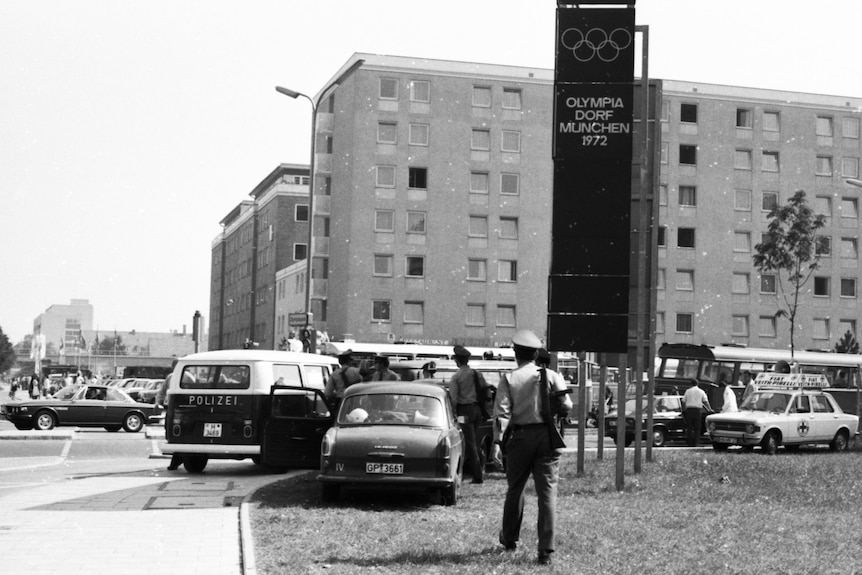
[740,391,791,413]
[339,393,445,427]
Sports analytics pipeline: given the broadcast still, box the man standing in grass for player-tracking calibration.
[494,330,571,565]
[682,379,711,447]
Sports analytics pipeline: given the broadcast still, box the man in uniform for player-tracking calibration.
[448,345,487,484]
[324,349,362,405]
[370,355,399,381]
[494,330,572,565]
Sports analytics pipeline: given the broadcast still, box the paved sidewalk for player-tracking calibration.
[0,427,295,575]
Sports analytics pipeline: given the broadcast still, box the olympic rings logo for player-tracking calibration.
[560,27,632,63]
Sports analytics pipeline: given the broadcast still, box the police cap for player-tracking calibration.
[452,345,471,359]
[512,329,542,350]
[337,348,354,359]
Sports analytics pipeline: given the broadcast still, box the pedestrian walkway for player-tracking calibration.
[0,429,296,575]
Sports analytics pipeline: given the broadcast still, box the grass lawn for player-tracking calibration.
[249,446,862,575]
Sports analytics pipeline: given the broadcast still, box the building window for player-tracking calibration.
[841,198,858,218]
[659,184,668,205]
[839,319,857,336]
[503,88,522,109]
[496,305,516,327]
[676,269,694,291]
[679,186,696,207]
[813,318,830,340]
[466,304,485,326]
[677,228,695,248]
[410,80,430,103]
[732,272,750,294]
[680,103,697,123]
[501,130,521,153]
[676,313,693,334]
[762,192,778,212]
[404,301,424,324]
[499,217,518,239]
[372,300,391,322]
[816,196,832,221]
[374,254,393,277]
[295,204,309,222]
[471,129,490,151]
[408,167,428,190]
[657,268,666,290]
[498,260,517,282]
[759,316,777,337]
[406,211,426,234]
[375,210,395,232]
[841,278,857,298]
[762,151,780,172]
[816,235,831,256]
[472,86,491,107]
[656,312,665,334]
[679,144,697,166]
[409,123,429,146]
[657,226,666,247]
[842,157,859,179]
[377,122,397,144]
[841,237,858,259]
[379,78,397,100]
[816,156,833,176]
[814,276,830,297]
[294,243,307,261]
[501,173,520,195]
[735,189,752,211]
[736,108,753,128]
[468,259,487,281]
[734,231,751,253]
[469,216,488,237]
[843,117,860,139]
[376,165,396,187]
[471,172,489,194]
[816,116,834,137]
[735,149,752,170]
[761,274,776,294]
[405,256,425,277]
[732,315,749,337]
[660,142,669,164]
[763,111,780,132]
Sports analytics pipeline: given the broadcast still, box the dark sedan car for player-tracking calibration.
[318,381,464,506]
[606,394,711,447]
[1,384,160,432]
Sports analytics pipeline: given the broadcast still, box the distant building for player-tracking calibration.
[33,299,93,355]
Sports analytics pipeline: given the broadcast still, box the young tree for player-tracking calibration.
[0,326,15,375]
[752,190,826,358]
[834,330,860,354]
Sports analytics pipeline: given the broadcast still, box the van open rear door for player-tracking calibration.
[261,385,335,469]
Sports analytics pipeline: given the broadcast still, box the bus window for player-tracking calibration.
[304,365,331,390]
[661,358,698,380]
[273,364,302,386]
[702,362,734,384]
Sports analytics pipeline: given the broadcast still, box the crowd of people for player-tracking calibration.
[5,371,99,400]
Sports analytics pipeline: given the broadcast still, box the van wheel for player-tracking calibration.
[184,455,208,473]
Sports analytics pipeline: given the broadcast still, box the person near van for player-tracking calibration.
[682,379,712,447]
[370,355,398,381]
[494,330,571,565]
[720,378,738,413]
[157,358,183,471]
[324,350,362,405]
[448,345,487,484]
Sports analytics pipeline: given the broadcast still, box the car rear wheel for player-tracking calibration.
[104,425,121,432]
[34,411,56,431]
[761,431,780,455]
[830,430,849,452]
[184,455,208,473]
[321,484,340,503]
[122,412,145,433]
[441,479,460,506]
[651,428,667,448]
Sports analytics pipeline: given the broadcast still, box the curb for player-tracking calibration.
[0,430,76,440]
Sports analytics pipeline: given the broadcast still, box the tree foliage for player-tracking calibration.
[96,335,127,355]
[834,330,860,354]
[752,190,826,357]
[0,326,15,375]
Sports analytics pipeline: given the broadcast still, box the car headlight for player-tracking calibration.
[707,421,715,433]
[608,420,616,427]
[745,424,757,434]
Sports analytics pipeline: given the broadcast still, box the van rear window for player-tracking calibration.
[180,365,250,389]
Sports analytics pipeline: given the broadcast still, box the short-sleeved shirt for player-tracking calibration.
[448,366,486,407]
[494,363,572,430]
[683,385,708,410]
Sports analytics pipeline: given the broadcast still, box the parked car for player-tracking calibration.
[1,384,160,432]
[318,381,464,505]
[126,379,164,403]
[606,394,711,447]
[706,376,859,454]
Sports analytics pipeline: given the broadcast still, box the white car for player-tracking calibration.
[706,374,858,454]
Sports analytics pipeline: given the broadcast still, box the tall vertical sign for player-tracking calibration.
[549,2,635,352]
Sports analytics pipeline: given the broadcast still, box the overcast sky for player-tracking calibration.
[2,0,860,344]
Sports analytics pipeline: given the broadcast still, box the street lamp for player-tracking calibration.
[845,178,862,188]
[275,85,317,317]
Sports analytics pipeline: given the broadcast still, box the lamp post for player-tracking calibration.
[275,86,317,317]
[845,178,862,188]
